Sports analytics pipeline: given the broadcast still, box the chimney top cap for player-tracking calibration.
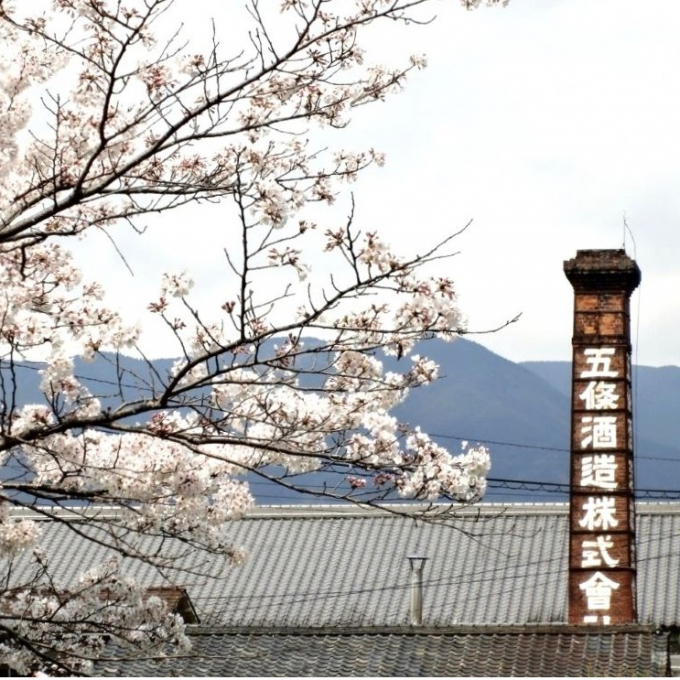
[564,249,640,292]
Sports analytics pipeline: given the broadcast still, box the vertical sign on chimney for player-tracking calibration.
[564,250,640,625]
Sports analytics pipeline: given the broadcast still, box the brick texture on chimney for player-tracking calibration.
[564,249,640,626]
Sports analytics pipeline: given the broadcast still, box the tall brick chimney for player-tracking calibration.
[563,249,641,625]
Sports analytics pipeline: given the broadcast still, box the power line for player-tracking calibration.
[249,475,680,500]
[428,431,680,464]
[430,432,569,453]
[486,477,680,500]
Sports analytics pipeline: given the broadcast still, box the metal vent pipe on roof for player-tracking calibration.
[407,554,428,626]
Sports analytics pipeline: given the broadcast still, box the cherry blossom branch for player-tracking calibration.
[0,0,507,673]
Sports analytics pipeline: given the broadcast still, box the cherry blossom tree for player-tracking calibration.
[0,0,505,673]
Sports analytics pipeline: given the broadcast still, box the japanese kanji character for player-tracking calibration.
[581,416,617,449]
[584,615,611,624]
[580,454,617,490]
[579,381,619,410]
[579,571,620,611]
[581,535,619,568]
[580,347,618,379]
[579,496,618,531]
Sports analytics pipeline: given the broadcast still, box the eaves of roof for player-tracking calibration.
[96,625,670,677]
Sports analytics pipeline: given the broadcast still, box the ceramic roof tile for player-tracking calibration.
[9,502,680,628]
[97,627,669,677]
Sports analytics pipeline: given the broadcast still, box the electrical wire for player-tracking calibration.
[427,430,680,464]
[623,216,643,506]
[188,514,680,613]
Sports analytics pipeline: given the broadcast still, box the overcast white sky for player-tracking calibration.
[353,0,680,368]
[75,0,680,367]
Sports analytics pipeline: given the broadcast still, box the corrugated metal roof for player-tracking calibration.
[96,626,669,677]
[9,502,680,627]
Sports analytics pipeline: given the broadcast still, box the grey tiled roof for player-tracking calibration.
[10,502,680,627]
[97,626,669,677]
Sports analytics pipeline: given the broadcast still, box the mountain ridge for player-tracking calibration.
[4,338,679,503]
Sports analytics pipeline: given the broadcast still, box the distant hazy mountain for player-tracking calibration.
[392,340,680,501]
[392,339,571,501]
[5,339,679,504]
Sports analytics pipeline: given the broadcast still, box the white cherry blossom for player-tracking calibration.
[0,0,500,673]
